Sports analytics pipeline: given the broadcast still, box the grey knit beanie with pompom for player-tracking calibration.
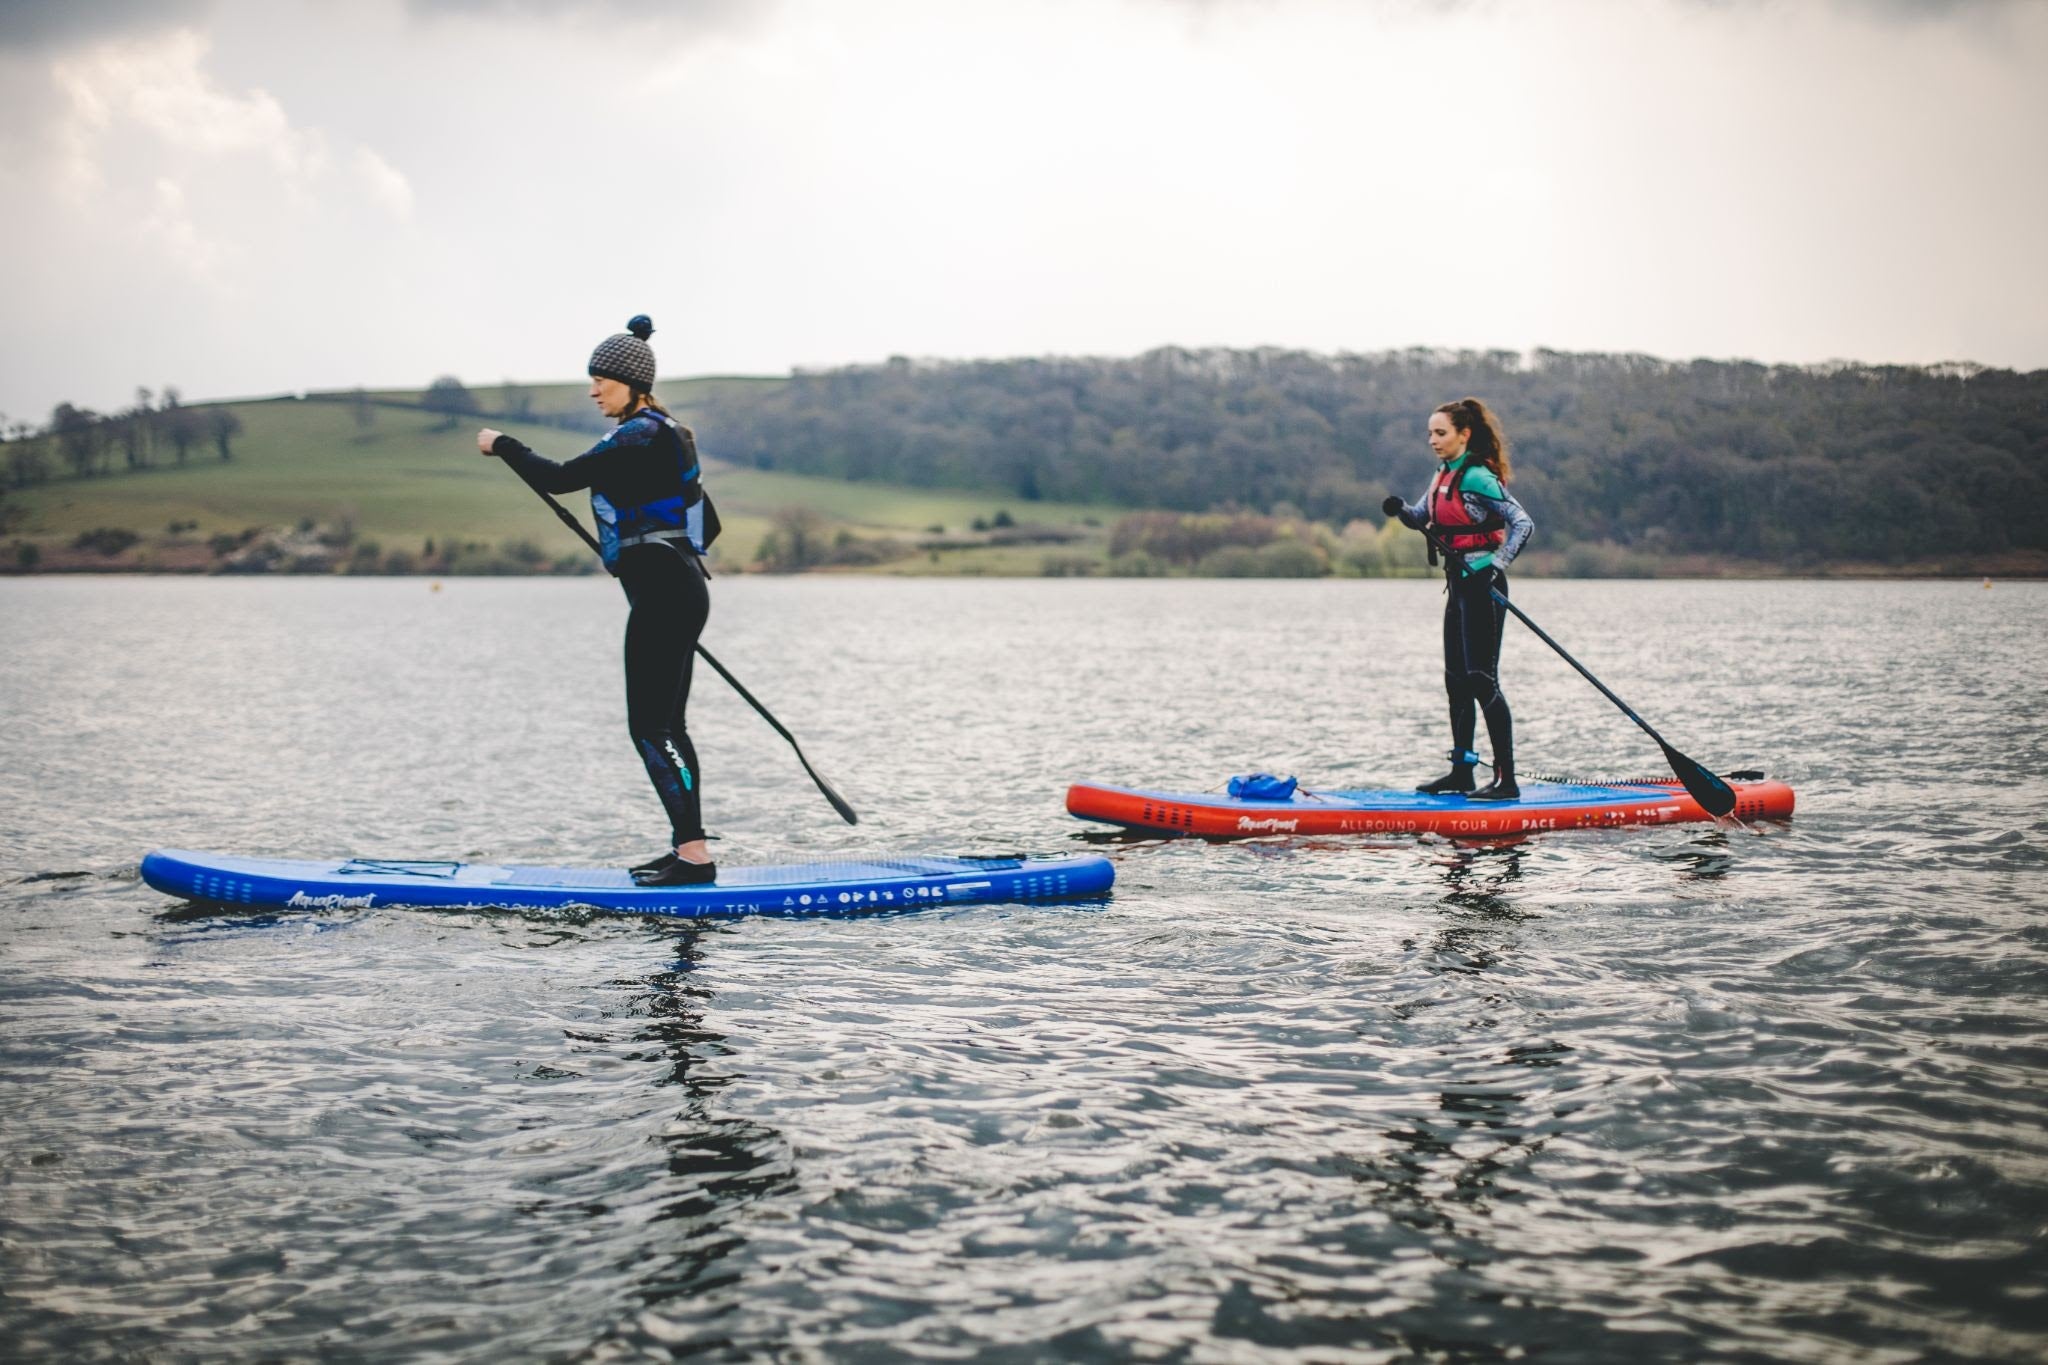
[588,314,657,391]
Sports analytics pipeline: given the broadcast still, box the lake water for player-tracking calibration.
[2,576,2044,1363]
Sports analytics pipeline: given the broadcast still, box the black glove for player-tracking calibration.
[1381,495,1404,518]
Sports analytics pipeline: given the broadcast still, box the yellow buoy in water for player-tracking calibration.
[431,581,443,593]
[1983,577,1993,589]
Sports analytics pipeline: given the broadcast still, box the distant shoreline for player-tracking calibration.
[6,557,2041,582]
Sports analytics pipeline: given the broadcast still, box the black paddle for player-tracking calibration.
[504,459,859,825]
[1411,525,1738,818]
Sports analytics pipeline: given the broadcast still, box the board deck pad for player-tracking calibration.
[1066,777,1795,839]
[141,849,1114,918]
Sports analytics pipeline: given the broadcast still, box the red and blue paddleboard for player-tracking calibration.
[142,849,1114,918]
[1066,777,1794,839]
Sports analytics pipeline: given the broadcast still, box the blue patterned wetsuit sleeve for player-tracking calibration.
[493,417,659,494]
[1465,487,1533,567]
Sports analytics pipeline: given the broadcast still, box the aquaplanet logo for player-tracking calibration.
[1236,816,1299,832]
[287,890,377,909]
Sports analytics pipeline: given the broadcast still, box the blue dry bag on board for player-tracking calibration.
[1227,773,1299,801]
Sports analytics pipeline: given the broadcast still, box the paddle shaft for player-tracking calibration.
[503,454,859,825]
[1417,527,1736,817]
[1442,543,1663,744]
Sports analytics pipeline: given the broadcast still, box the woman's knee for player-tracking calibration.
[1462,671,1502,705]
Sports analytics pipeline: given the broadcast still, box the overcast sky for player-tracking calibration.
[1,0,2043,421]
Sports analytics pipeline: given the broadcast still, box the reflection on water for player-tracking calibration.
[1365,842,1557,1262]
[1408,842,1533,976]
[3,577,2046,1363]
[618,938,799,1327]
[1661,828,1737,879]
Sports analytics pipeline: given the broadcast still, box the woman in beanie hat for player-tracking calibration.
[478,315,721,885]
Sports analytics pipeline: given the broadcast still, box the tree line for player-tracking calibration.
[4,388,243,486]
[409,375,602,434]
[0,374,601,493]
[694,348,2048,565]
[10,349,2043,569]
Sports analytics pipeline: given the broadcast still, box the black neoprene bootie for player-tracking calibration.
[633,857,717,887]
[1468,771,1520,802]
[1417,750,1480,795]
[630,851,678,876]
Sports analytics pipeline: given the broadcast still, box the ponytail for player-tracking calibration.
[1435,396,1512,482]
[630,392,695,443]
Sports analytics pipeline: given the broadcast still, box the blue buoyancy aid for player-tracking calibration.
[590,410,721,567]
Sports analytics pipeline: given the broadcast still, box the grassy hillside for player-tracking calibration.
[1,380,1121,574]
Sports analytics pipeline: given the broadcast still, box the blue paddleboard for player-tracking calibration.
[141,849,1114,918]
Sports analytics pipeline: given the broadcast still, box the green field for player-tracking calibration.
[3,381,1121,574]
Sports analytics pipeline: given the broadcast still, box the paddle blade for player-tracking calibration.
[1660,742,1738,818]
[808,764,860,825]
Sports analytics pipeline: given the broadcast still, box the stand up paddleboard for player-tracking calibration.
[141,849,1113,918]
[1067,776,1794,839]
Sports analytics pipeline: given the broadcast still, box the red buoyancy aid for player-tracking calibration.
[1426,460,1507,556]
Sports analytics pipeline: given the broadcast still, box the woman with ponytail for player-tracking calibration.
[1383,397,1535,801]
[477,315,722,884]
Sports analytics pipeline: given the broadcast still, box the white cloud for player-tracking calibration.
[54,30,327,180]
[352,146,415,221]
[44,27,411,274]
[137,176,222,279]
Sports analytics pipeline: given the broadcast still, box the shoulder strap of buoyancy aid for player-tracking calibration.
[1433,461,1507,532]
[614,408,714,575]
[630,408,701,489]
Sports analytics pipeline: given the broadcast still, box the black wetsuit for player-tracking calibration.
[1445,565,1511,778]
[1392,456,1533,780]
[494,422,709,846]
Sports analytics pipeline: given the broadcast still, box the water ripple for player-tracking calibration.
[2,578,2044,1362]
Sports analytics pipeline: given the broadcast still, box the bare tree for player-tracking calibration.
[209,407,244,461]
[51,403,101,477]
[135,387,156,466]
[161,388,196,465]
[423,376,477,430]
[757,506,829,570]
[8,433,51,488]
[117,411,145,469]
